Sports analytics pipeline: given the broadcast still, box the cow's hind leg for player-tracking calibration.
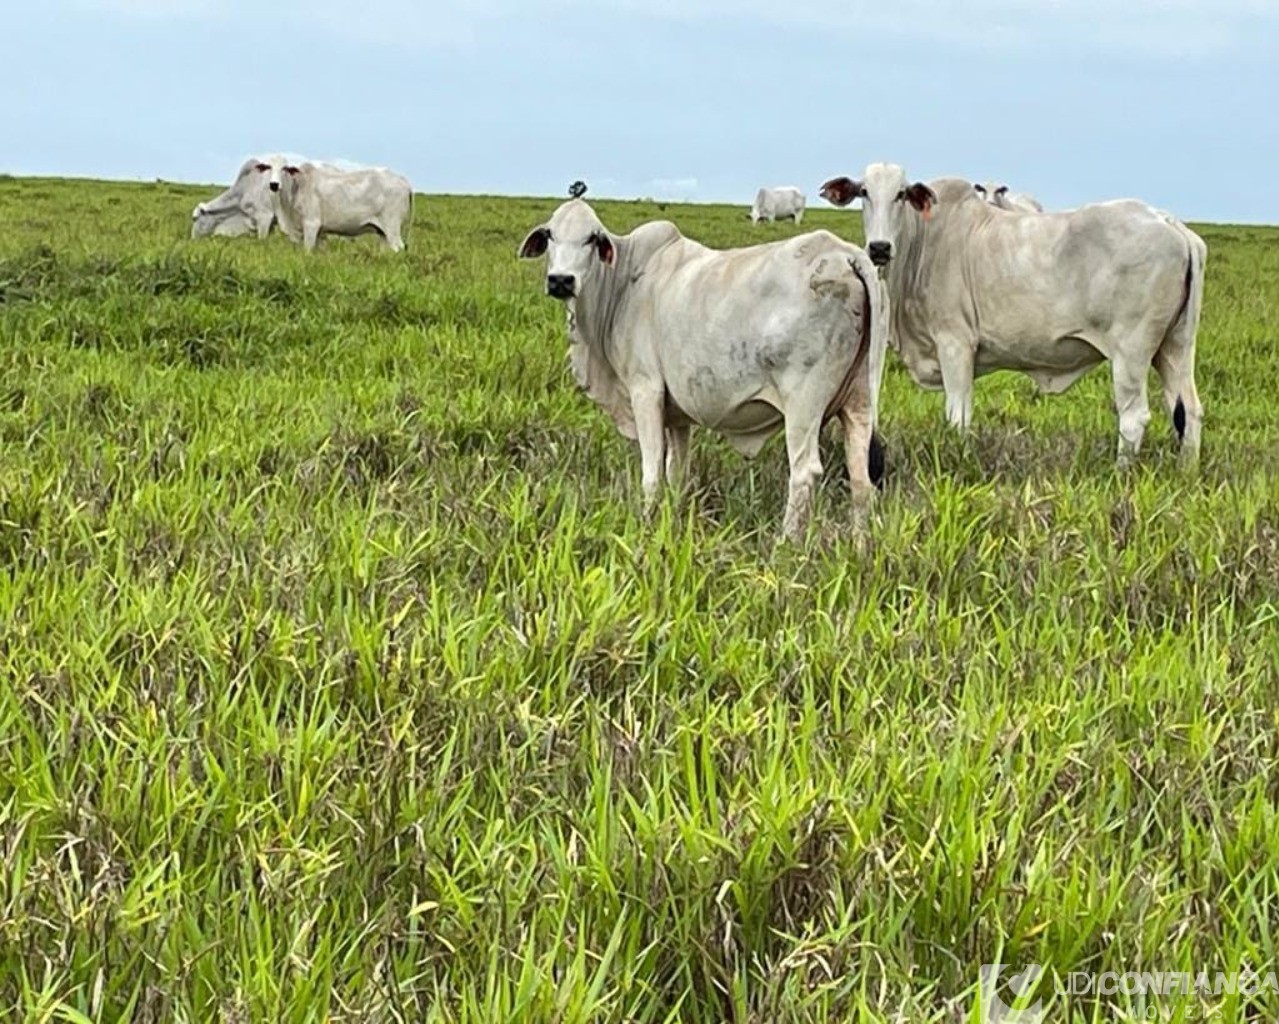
[781,411,823,543]
[1111,354,1153,469]
[376,222,405,252]
[665,424,691,492]
[839,406,877,528]
[1153,333,1203,467]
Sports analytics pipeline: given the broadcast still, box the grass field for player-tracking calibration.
[1,175,1277,1023]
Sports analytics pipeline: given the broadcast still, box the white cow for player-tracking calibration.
[190,154,299,240]
[973,181,1044,213]
[191,208,256,239]
[271,161,413,251]
[819,163,1205,466]
[750,186,806,225]
[518,199,888,541]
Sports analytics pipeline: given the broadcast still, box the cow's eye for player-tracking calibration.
[584,232,598,247]
[895,189,906,201]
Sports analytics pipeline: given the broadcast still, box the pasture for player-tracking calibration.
[1,175,1277,1022]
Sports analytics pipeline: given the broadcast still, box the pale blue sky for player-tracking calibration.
[4,1,1277,223]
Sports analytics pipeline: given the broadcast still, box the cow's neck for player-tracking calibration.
[565,236,634,353]
[199,187,241,216]
[564,223,681,357]
[884,212,932,325]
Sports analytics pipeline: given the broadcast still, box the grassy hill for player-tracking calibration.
[1,176,1277,1022]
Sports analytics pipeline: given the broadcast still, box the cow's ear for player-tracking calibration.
[820,177,864,207]
[906,182,938,219]
[518,226,550,259]
[592,231,615,266]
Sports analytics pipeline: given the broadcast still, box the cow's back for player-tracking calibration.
[914,189,1193,372]
[638,231,853,318]
[626,230,870,438]
[304,167,409,228]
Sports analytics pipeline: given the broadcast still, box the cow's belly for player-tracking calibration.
[974,335,1106,377]
[894,332,945,390]
[714,398,784,435]
[322,217,380,236]
[668,378,784,433]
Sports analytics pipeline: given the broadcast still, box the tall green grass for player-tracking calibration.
[1,176,1277,1022]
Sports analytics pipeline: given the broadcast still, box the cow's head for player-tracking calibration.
[973,181,1008,206]
[191,204,214,239]
[268,161,303,194]
[820,163,936,268]
[233,158,277,193]
[518,199,615,301]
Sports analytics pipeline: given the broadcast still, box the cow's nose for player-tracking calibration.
[867,241,892,266]
[269,181,280,192]
[546,274,576,299]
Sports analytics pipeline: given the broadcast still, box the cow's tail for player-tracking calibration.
[1158,218,1206,446]
[841,250,889,488]
[402,188,414,251]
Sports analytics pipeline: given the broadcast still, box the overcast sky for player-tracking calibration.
[4,1,1276,222]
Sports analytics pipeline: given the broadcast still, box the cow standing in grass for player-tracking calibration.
[820,163,1206,466]
[519,199,887,541]
[973,181,1045,213]
[191,154,299,240]
[272,162,413,252]
[750,186,806,225]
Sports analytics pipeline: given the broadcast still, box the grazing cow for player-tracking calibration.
[191,207,255,239]
[750,186,806,225]
[518,199,888,541]
[819,163,1205,466]
[272,162,413,251]
[973,181,1045,213]
[190,154,297,240]
[568,180,588,199]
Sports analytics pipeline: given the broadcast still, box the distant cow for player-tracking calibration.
[820,163,1205,466]
[190,154,297,240]
[568,180,588,199]
[272,162,413,251]
[973,181,1044,213]
[750,187,806,225]
[191,208,256,239]
[518,199,888,541]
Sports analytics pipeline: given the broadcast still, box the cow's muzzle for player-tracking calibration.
[269,181,280,192]
[546,274,576,299]
[867,241,893,267]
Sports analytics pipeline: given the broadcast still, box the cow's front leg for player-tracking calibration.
[664,424,691,493]
[302,221,321,251]
[631,385,667,518]
[937,338,975,430]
